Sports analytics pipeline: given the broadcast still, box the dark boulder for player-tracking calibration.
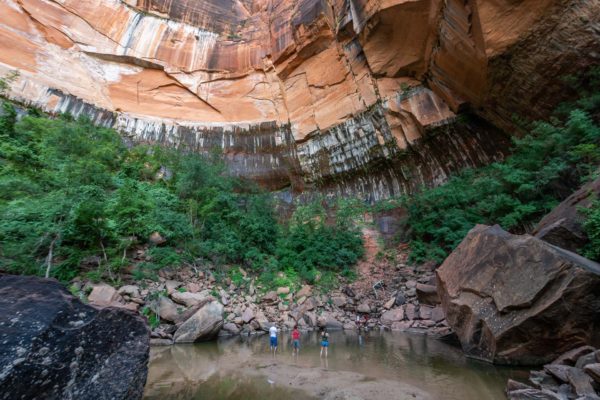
[437,225,600,365]
[0,274,150,400]
[533,177,600,252]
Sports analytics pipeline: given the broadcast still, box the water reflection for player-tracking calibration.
[144,331,527,400]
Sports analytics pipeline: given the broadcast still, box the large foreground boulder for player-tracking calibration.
[437,225,600,365]
[0,274,150,400]
[173,301,224,343]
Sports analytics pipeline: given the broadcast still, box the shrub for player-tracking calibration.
[0,98,364,286]
[581,200,600,261]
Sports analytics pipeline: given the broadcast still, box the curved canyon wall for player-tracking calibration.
[0,0,598,200]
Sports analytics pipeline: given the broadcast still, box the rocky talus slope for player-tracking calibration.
[74,233,450,346]
[1,0,598,199]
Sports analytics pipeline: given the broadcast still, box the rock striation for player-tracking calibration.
[0,274,150,400]
[437,224,600,365]
[1,0,598,198]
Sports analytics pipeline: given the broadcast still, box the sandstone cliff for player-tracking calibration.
[0,0,598,199]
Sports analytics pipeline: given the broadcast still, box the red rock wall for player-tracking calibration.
[0,0,597,199]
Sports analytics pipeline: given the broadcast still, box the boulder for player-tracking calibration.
[0,275,149,400]
[533,177,600,252]
[242,307,255,323]
[288,309,303,321]
[342,286,356,298]
[149,338,173,346]
[343,322,357,330]
[383,297,396,310]
[415,283,440,305]
[357,302,371,313]
[304,312,317,327]
[437,224,600,365]
[566,367,596,397]
[149,231,166,246]
[391,321,413,331]
[551,345,595,365]
[256,319,272,332]
[544,364,572,383]
[431,306,445,323]
[332,296,347,308]
[173,301,224,343]
[380,308,404,326]
[222,323,240,335]
[118,285,140,298]
[296,285,312,298]
[276,286,290,295]
[395,293,406,306]
[506,388,562,400]
[405,304,418,320]
[171,290,210,307]
[325,317,344,330]
[529,370,560,392]
[158,296,181,323]
[172,297,213,325]
[507,379,533,392]
[584,363,600,384]
[261,291,278,304]
[419,305,433,320]
[186,282,201,293]
[301,297,317,311]
[575,352,598,369]
[87,284,119,306]
[317,313,343,330]
[165,280,181,294]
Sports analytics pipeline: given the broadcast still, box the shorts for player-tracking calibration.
[321,340,329,347]
[270,336,278,347]
[293,339,300,349]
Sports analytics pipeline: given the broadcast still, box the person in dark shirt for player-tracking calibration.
[320,327,329,357]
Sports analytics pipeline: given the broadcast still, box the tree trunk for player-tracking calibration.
[44,236,58,278]
[99,240,114,281]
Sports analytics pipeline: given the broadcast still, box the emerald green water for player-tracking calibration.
[144,331,527,400]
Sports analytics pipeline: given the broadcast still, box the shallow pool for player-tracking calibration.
[143,330,527,399]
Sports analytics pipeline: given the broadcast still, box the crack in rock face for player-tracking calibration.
[1,0,598,198]
[0,275,150,400]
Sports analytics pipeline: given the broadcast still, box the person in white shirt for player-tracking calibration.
[269,325,278,355]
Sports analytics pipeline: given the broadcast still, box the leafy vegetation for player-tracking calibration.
[581,200,600,261]
[0,85,363,286]
[401,67,600,263]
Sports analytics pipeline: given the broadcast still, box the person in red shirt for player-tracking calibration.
[291,325,300,355]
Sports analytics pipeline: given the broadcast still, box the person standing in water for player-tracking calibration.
[320,327,329,357]
[269,324,278,355]
[291,325,301,355]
